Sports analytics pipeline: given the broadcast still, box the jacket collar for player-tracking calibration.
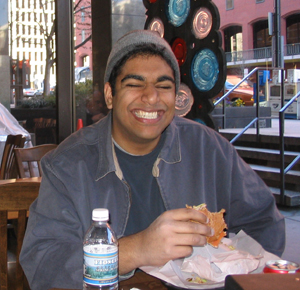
[95,112,181,180]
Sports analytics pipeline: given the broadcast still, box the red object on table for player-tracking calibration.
[76,119,83,130]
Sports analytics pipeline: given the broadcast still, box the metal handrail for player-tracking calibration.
[215,66,300,205]
[215,66,283,144]
[278,90,300,204]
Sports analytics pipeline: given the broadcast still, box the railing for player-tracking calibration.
[278,90,300,204]
[225,43,300,63]
[215,66,300,205]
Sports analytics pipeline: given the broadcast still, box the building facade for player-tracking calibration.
[9,0,56,90]
[74,0,92,69]
[213,0,300,75]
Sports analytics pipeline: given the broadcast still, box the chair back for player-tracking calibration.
[0,180,40,290]
[0,135,26,180]
[14,144,57,178]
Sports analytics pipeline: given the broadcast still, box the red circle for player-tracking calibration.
[171,38,187,66]
[149,0,157,3]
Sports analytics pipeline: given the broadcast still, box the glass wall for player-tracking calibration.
[74,0,146,128]
[1,0,56,146]
[0,0,147,147]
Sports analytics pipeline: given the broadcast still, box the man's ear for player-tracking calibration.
[104,82,113,109]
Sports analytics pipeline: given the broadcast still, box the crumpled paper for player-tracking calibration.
[140,230,279,289]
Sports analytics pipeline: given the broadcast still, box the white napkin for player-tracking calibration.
[140,230,279,289]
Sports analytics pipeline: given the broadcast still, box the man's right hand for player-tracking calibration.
[118,207,214,275]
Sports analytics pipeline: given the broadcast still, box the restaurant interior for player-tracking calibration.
[1,0,300,289]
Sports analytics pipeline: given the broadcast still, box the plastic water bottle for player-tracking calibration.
[83,208,118,290]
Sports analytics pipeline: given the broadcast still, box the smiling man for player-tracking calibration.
[20,30,285,290]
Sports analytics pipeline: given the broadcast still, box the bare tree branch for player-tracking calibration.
[74,34,92,50]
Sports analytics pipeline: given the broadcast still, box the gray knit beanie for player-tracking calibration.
[104,30,180,93]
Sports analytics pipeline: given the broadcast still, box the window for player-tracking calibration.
[224,26,242,52]
[226,0,234,10]
[82,30,86,42]
[81,7,85,22]
[256,0,264,3]
[286,14,300,44]
[253,20,271,48]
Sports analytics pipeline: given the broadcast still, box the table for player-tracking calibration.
[0,177,41,219]
[49,271,300,290]
[50,271,168,290]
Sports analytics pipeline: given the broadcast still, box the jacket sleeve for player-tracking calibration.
[226,146,286,257]
[20,155,85,290]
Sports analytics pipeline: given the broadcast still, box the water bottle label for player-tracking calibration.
[83,245,118,286]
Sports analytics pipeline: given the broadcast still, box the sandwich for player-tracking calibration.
[186,203,227,248]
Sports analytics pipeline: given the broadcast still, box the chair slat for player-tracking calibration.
[14,144,57,178]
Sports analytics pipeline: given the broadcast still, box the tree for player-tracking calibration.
[9,0,92,97]
[37,0,56,96]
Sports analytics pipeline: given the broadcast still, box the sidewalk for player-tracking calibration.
[219,118,300,138]
[279,205,300,264]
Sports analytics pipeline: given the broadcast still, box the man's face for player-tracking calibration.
[104,54,176,155]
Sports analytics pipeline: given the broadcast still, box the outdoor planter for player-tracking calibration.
[211,106,272,129]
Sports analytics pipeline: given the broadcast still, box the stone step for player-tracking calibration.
[249,164,300,185]
[269,187,300,207]
[235,146,300,164]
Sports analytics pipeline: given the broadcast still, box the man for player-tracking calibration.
[20,30,285,290]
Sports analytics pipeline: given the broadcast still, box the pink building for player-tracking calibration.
[74,0,92,69]
[213,0,300,73]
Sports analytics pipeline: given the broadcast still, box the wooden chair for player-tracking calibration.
[0,135,26,180]
[14,144,57,178]
[0,180,40,290]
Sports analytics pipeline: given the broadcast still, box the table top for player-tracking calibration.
[49,271,300,290]
[1,177,41,219]
[50,271,168,290]
[0,177,41,185]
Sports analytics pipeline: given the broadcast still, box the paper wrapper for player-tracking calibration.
[140,230,279,289]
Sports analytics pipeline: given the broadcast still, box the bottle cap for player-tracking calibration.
[92,208,109,221]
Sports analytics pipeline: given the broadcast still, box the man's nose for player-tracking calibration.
[141,84,159,104]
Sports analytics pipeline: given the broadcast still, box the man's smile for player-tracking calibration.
[133,110,160,119]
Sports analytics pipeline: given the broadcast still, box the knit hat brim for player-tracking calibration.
[104,30,180,93]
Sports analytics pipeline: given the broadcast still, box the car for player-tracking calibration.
[35,89,44,96]
[23,88,37,97]
[215,78,254,106]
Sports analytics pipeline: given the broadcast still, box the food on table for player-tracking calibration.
[186,276,207,284]
[186,203,227,248]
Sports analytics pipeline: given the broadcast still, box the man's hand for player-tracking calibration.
[118,208,213,275]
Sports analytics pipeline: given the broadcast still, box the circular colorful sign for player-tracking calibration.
[192,7,213,39]
[167,0,190,27]
[191,49,219,92]
[175,83,194,117]
[147,17,164,38]
[172,38,187,66]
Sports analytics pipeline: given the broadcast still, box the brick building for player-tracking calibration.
[213,0,300,75]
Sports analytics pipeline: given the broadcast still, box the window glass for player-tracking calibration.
[253,20,272,48]
[6,0,57,145]
[226,0,234,10]
[286,14,300,44]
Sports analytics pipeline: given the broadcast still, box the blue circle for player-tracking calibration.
[167,0,190,27]
[191,49,219,92]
